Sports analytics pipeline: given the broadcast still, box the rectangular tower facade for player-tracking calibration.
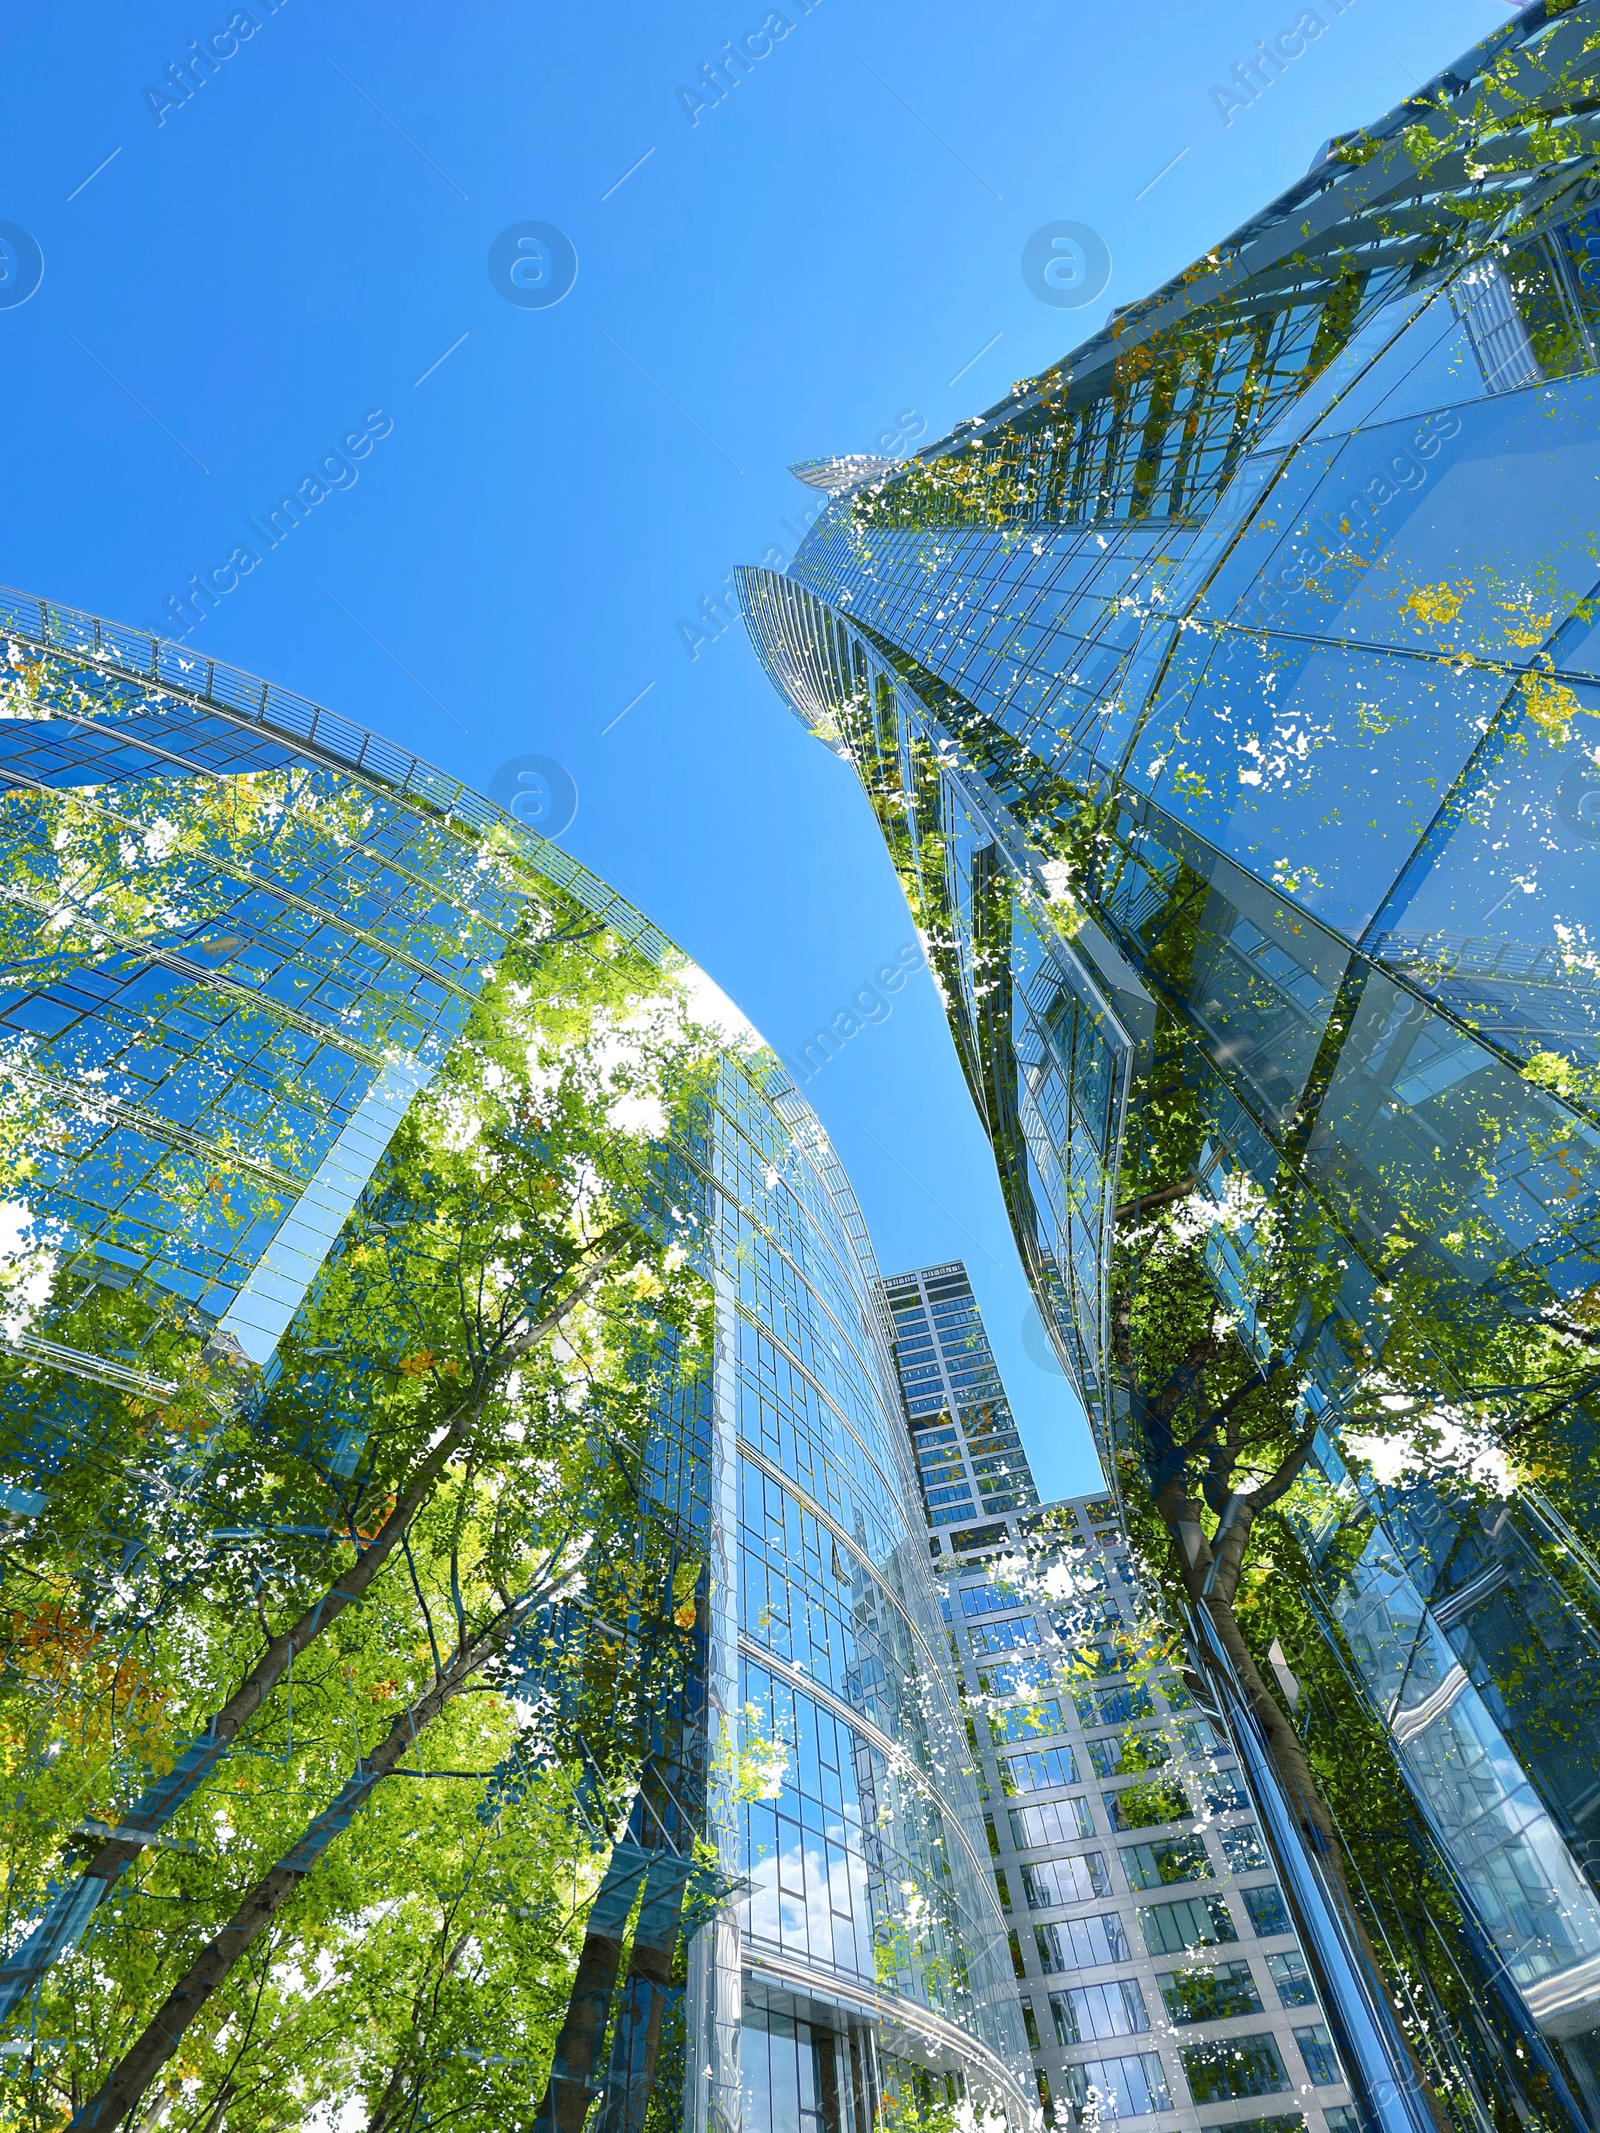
[883,1268,1358,2132]
[881,1263,1038,1539]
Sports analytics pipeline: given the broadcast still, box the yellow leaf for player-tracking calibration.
[1402,582,1466,626]
[1524,671,1586,742]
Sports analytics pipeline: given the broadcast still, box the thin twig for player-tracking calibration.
[402,1535,444,1681]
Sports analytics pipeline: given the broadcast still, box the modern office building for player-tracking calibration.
[883,1267,1358,2133]
[879,1262,1038,1539]
[740,9,1600,2125]
[0,592,1028,2129]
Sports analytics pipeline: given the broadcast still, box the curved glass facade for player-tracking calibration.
[0,591,1026,2127]
[740,9,1600,2124]
[700,1062,1028,2133]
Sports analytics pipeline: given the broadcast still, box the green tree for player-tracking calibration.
[0,891,720,2129]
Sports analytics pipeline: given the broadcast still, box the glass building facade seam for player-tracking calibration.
[740,10,1600,2119]
[739,563,1140,1462]
[0,596,1028,2133]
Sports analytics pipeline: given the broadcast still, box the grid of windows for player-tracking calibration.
[1242,1885,1295,1939]
[1139,1896,1239,1958]
[0,614,1037,2133]
[1021,1854,1108,1906]
[1180,2034,1293,2106]
[1121,1837,1213,1892]
[882,1266,1038,1527]
[1009,1798,1092,1849]
[1050,1978,1149,2045]
[0,737,497,1373]
[1157,1961,1264,2026]
[970,1617,1038,1656]
[1038,1913,1130,1970]
[1296,2026,1344,2088]
[739,1660,878,1980]
[1222,1824,1272,1874]
[1267,1951,1317,2009]
[739,2005,886,2133]
[988,1699,1065,1744]
[1062,2052,1172,2120]
[1001,1747,1078,1795]
[885,1438,1355,2130]
[724,1189,1026,2077]
[1106,1781,1193,1833]
[1077,1681,1153,1728]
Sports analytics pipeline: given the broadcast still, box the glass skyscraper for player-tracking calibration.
[0,591,1026,2129]
[740,8,1600,2126]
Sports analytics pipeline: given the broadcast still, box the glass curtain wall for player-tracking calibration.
[696,1055,1031,2133]
[952,1502,1357,2133]
[0,591,1027,2132]
[739,9,1600,2124]
[880,1262,1038,1536]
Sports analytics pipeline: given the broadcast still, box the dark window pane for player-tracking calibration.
[1181,2033,1292,2105]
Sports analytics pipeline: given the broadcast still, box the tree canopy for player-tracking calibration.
[0,850,726,2132]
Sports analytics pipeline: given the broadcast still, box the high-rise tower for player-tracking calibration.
[880,1262,1038,1542]
[884,1266,1358,2133]
[741,10,1600,2125]
[0,592,1027,2129]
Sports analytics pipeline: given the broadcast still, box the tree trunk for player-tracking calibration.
[590,1854,693,2133]
[532,1846,659,2133]
[69,1246,626,1912]
[1155,1485,1453,2133]
[71,1583,562,2131]
[364,2046,419,2133]
[194,2080,234,2133]
[1114,1174,1198,1225]
[126,2082,178,2133]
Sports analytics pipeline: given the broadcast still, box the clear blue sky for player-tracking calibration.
[1,0,1509,1500]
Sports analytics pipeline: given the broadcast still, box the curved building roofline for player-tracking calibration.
[0,583,896,1317]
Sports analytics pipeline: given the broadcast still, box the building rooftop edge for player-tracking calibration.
[815,4,1559,475]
